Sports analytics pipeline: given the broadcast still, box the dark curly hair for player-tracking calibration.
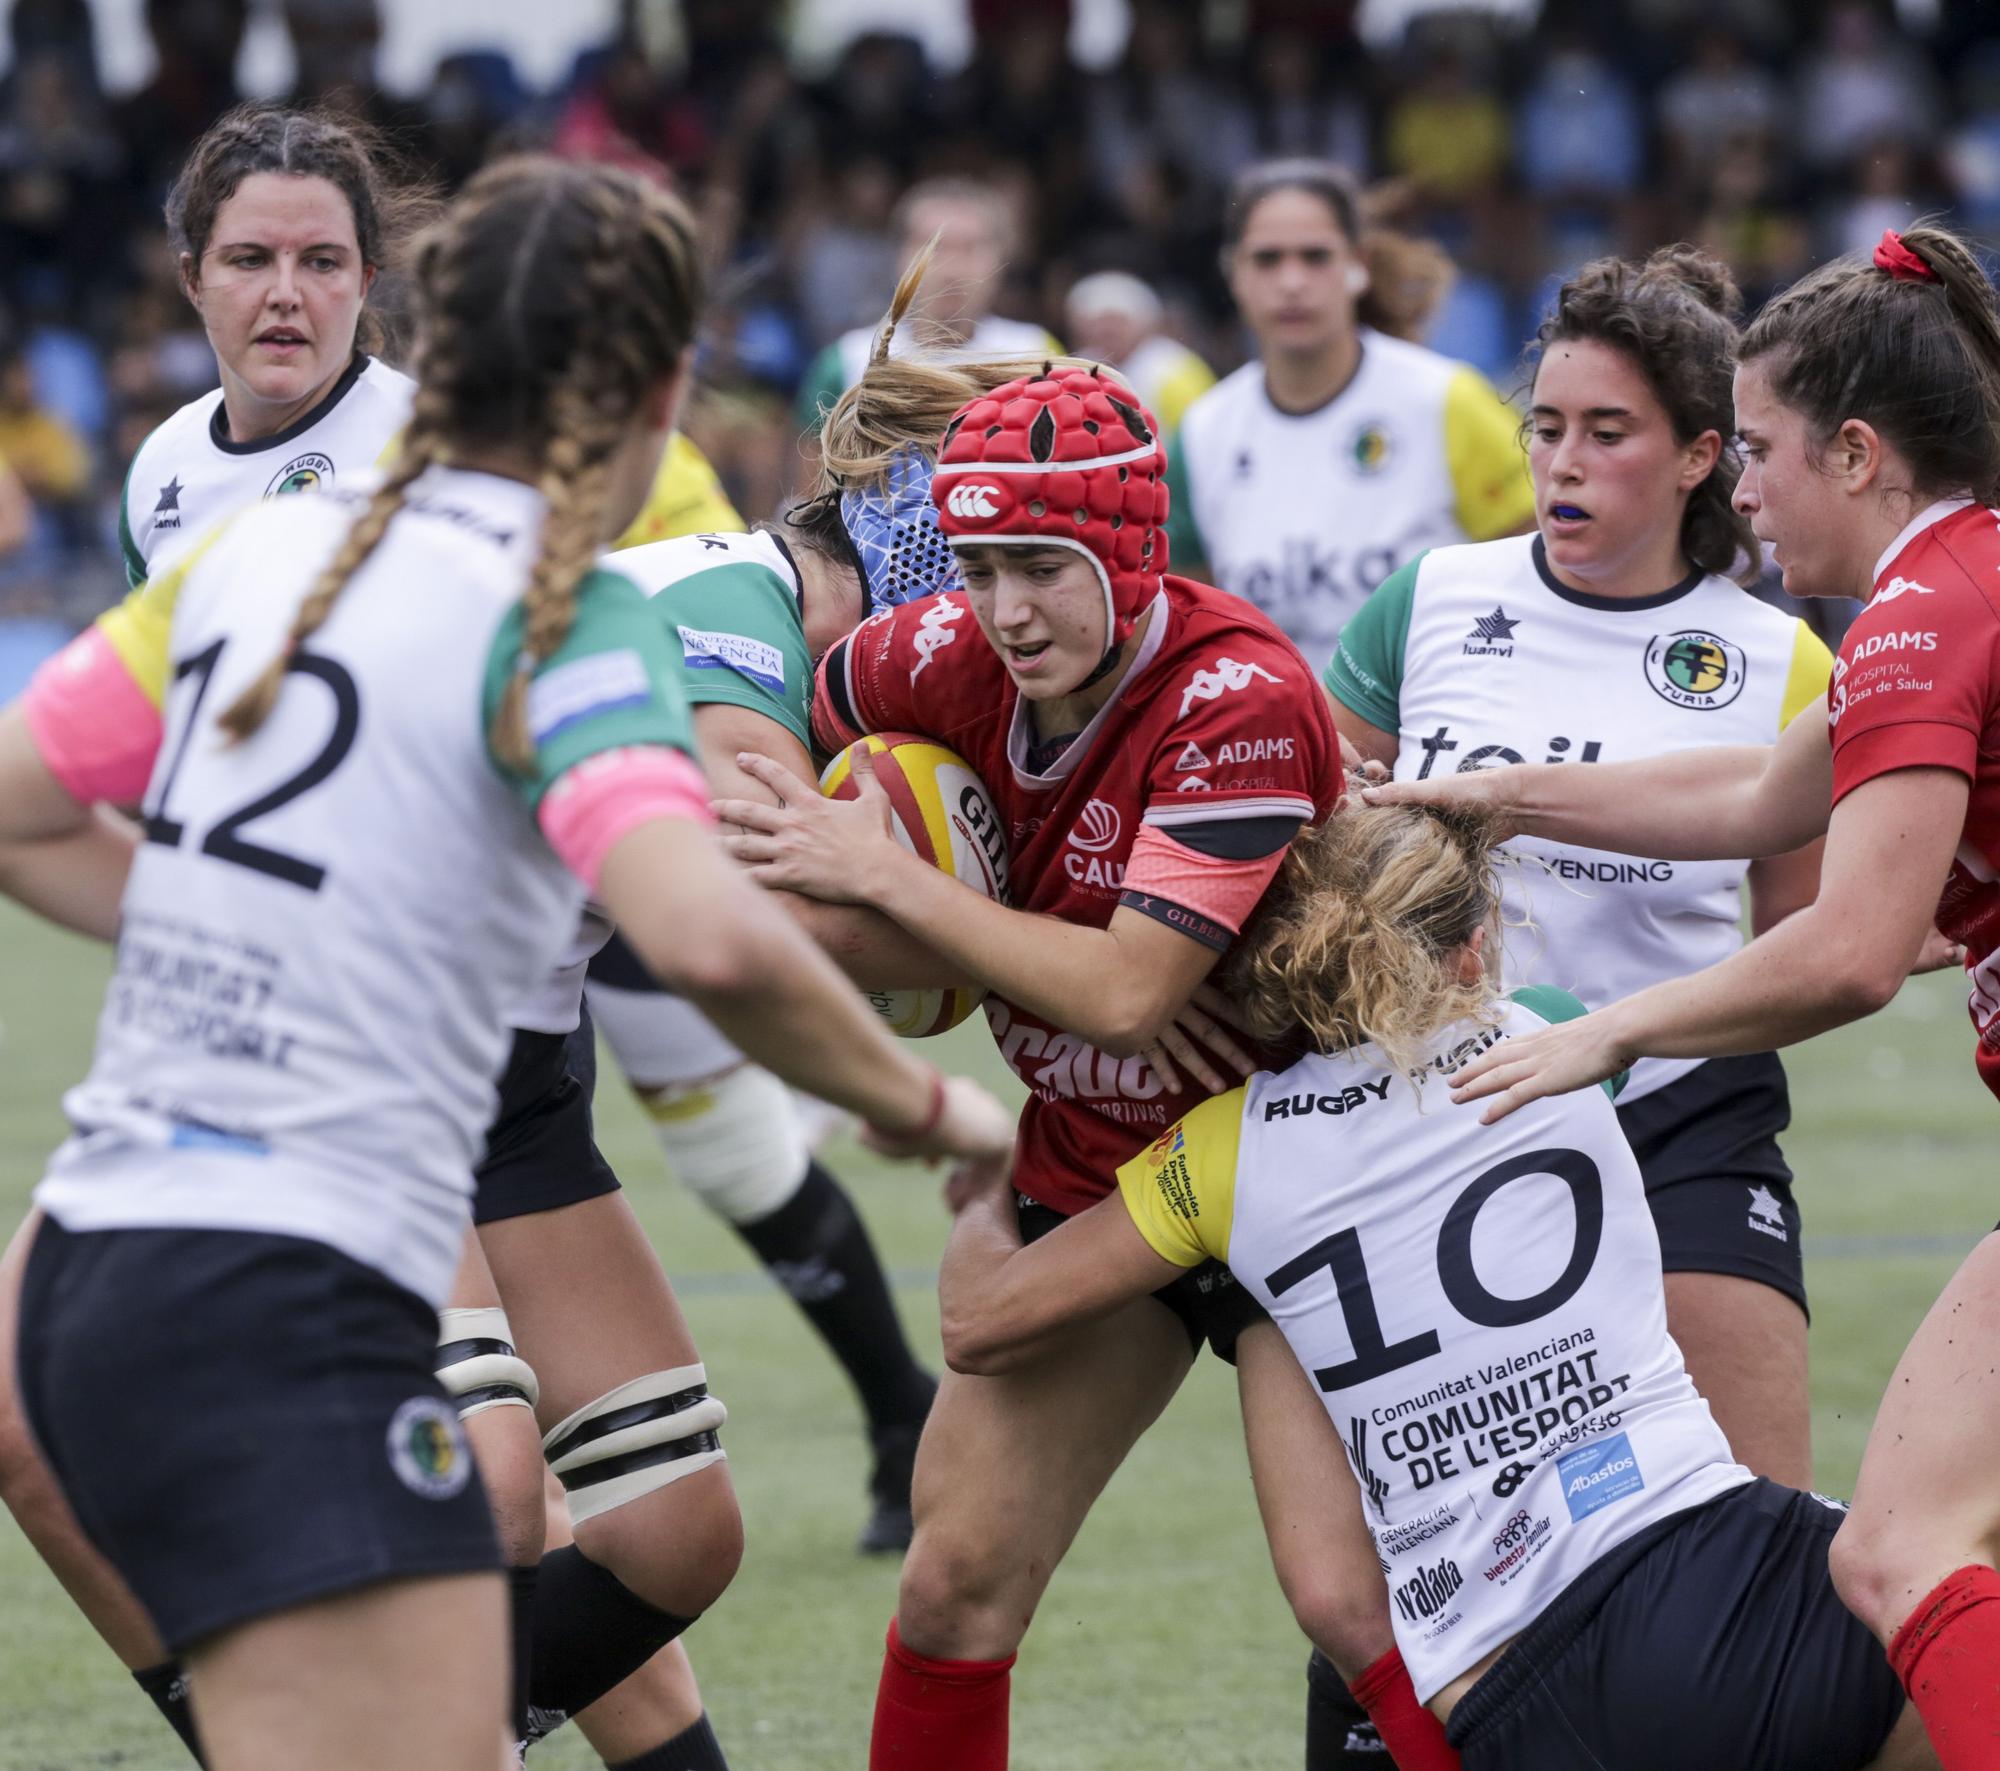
[1530,245,1759,582]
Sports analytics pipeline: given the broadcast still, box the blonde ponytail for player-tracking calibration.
[1230,802,1503,1075]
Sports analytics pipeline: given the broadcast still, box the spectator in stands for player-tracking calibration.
[1795,1,1939,174]
[1062,269,1214,437]
[1657,22,1787,197]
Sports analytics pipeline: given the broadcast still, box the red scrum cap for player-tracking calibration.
[929,365,1171,653]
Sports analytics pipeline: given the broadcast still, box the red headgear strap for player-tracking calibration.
[929,367,1171,656]
[1874,229,1939,284]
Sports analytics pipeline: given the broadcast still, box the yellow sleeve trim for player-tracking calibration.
[96,520,236,710]
[616,432,746,548]
[1114,1087,1244,1268]
[1443,366,1535,541]
[1779,622,1834,729]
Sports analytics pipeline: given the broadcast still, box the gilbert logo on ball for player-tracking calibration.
[819,734,1009,1037]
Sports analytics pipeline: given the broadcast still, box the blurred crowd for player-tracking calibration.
[0,0,1994,672]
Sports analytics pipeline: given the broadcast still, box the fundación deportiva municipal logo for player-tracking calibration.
[1644,629,1746,710]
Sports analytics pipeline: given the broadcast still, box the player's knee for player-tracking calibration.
[1829,1509,1934,1644]
[435,1307,545,1561]
[896,1522,1032,1658]
[546,1365,740,1613]
[638,1064,809,1225]
[1281,1571,1395,1676]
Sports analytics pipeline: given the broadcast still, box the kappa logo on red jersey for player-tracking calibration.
[1875,575,1936,605]
[1067,800,1123,853]
[1177,657,1281,720]
[909,599,967,679]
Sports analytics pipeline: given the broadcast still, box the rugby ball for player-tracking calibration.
[819,734,1007,1037]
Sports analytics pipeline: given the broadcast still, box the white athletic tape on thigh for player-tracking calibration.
[541,1364,729,1525]
[435,1306,540,1417]
[642,1063,810,1223]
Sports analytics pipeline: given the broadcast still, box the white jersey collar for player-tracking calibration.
[1873,497,1975,585]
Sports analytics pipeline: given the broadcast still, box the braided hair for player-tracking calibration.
[222,157,705,764]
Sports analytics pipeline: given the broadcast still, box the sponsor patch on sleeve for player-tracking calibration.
[528,650,654,745]
[1555,1431,1645,1522]
[677,624,787,695]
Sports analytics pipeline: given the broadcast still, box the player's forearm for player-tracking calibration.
[1597,901,1910,1065]
[1507,745,1799,859]
[0,811,136,939]
[938,1190,1067,1374]
[874,850,1174,1054]
[781,894,974,992]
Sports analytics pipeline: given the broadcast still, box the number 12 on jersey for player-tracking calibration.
[142,637,359,892]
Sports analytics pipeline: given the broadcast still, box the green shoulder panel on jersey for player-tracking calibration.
[651,559,813,748]
[1321,552,1426,731]
[794,342,847,438]
[1114,1086,1245,1268]
[1162,435,1206,580]
[484,567,698,809]
[1506,985,1626,1100]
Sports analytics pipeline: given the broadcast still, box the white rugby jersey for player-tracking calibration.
[1168,331,1535,655]
[118,354,413,587]
[1117,990,1751,1701]
[1324,535,1832,1099]
[36,468,699,1306]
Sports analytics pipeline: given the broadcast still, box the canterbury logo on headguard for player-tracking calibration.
[946,483,1002,518]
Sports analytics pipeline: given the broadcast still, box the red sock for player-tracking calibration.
[1349,1646,1462,1771]
[1888,1565,2000,1770]
[869,1617,1016,1771]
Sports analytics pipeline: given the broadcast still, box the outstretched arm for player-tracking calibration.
[1447,765,1965,1119]
[1363,702,1835,860]
[938,1183,1185,1374]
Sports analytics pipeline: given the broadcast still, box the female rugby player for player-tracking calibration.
[586,251,1057,1559]
[0,106,742,1769]
[1324,246,1830,1488]
[1168,159,1534,658]
[0,157,1012,1771]
[935,800,1935,1771]
[716,373,1465,1768]
[1370,223,2000,1771]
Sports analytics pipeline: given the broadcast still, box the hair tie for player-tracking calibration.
[1874,229,1939,284]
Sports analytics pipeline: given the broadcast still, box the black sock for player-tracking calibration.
[133,1659,205,1765]
[508,1563,539,1744]
[1305,1647,1391,1768]
[529,1543,698,1724]
[609,1711,730,1771]
[735,1161,934,1434]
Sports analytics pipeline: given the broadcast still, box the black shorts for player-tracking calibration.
[1447,1479,1902,1771]
[1617,1052,1806,1314]
[473,1004,621,1226]
[16,1221,499,1654]
[1016,1195,1268,1363]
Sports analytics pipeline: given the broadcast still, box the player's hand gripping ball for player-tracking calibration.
[819,734,1008,1036]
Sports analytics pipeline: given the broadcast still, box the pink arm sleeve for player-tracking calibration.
[538,745,716,893]
[20,627,163,806]
[1122,820,1289,935]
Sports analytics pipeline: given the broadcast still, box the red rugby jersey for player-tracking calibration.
[1828,500,2000,1100]
[814,579,1343,1212]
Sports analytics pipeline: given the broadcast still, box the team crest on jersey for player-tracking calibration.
[1348,421,1392,475]
[1643,629,1746,710]
[386,1397,472,1501]
[265,452,334,497]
